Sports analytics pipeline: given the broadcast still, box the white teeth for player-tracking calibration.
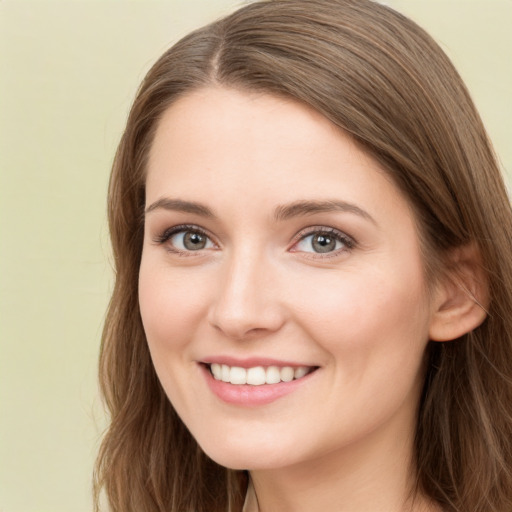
[247,366,266,385]
[209,364,312,385]
[221,364,230,382]
[211,363,222,380]
[229,366,247,385]
[294,366,309,379]
[266,366,281,384]
[280,366,295,382]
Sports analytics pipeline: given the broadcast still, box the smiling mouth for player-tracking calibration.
[206,363,318,386]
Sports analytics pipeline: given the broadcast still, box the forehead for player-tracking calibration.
[145,86,420,240]
[148,87,347,171]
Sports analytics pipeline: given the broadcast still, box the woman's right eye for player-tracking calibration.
[155,227,215,253]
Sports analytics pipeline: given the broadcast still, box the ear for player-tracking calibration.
[429,243,489,342]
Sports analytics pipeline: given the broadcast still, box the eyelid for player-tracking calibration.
[152,224,218,252]
[289,226,356,255]
[151,223,356,257]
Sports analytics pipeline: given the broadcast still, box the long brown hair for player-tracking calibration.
[94,1,512,510]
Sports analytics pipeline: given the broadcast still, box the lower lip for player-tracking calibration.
[201,364,316,406]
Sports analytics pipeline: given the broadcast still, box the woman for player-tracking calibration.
[94,1,512,511]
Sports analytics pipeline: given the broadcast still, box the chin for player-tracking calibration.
[197,435,297,471]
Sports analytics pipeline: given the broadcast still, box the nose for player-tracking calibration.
[207,249,286,341]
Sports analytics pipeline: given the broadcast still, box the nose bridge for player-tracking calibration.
[209,244,283,339]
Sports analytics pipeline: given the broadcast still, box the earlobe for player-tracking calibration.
[429,244,489,342]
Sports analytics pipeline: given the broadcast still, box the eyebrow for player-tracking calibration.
[145,197,375,224]
[145,198,216,217]
[273,199,376,224]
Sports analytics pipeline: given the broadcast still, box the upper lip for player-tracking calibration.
[200,356,318,368]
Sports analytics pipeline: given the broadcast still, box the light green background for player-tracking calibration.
[1,1,510,511]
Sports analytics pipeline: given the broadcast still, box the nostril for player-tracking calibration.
[207,275,286,340]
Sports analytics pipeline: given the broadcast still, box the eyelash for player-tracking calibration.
[153,224,215,256]
[291,226,356,258]
[153,224,356,257]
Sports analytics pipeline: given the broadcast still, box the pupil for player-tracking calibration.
[184,232,206,250]
[312,234,335,253]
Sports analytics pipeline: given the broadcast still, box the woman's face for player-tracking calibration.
[139,87,437,471]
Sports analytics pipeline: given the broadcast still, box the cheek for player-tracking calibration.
[286,260,431,358]
[138,260,212,350]
[138,259,214,412]
[287,265,431,438]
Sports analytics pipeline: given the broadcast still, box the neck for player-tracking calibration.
[243,413,440,512]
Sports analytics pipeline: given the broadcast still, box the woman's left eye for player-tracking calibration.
[292,230,353,255]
